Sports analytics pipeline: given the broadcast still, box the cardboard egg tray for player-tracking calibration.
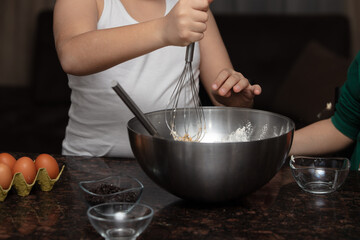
[0,165,65,202]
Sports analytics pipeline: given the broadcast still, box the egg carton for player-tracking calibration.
[0,165,65,202]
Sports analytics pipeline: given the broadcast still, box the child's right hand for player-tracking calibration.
[163,0,213,46]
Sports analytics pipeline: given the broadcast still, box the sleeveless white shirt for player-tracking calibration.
[62,0,201,157]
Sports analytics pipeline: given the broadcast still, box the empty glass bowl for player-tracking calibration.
[79,175,144,206]
[87,202,154,240]
[290,156,350,194]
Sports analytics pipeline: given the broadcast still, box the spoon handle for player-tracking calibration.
[111,81,160,137]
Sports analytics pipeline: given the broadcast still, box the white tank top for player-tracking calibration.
[62,0,201,157]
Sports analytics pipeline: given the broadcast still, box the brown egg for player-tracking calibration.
[13,157,37,184]
[0,163,13,189]
[0,152,16,169]
[35,154,59,179]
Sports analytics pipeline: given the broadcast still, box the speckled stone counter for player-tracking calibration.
[0,153,359,239]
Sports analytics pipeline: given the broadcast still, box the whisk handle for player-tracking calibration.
[111,81,160,137]
[185,43,195,63]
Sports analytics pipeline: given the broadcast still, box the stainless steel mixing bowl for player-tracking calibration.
[127,107,295,203]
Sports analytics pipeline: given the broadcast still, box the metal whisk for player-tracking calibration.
[165,43,206,142]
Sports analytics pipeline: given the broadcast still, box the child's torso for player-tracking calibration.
[63,0,201,157]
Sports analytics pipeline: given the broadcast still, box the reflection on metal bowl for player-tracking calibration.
[127,107,295,203]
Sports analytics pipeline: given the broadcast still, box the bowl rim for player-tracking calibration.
[79,175,144,197]
[289,155,351,171]
[87,202,154,223]
[127,106,295,143]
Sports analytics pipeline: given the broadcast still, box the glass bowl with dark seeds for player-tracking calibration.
[79,175,144,207]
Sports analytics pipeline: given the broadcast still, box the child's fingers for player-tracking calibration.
[191,9,209,23]
[219,74,243,96]
[212,69,231,90]
[252,84,262,95]
[232,75,250,93]
[212,69,255,97]
[192,0,211,12]
[190,21,207,34]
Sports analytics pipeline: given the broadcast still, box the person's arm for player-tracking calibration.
[198,11,261,107]
[290,118,354,156]
[53,0,212,76]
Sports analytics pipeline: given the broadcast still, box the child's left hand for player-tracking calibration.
[211,68,262,108]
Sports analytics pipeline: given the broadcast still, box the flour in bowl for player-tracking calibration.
[222,122,253,142]
[221,122,270,142]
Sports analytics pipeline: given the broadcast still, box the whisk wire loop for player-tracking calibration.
[165,43,206,142]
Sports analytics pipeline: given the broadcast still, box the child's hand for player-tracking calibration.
[211,69,262,108]
[163,0,213,46]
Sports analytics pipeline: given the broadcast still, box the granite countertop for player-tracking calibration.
[0,153,359,239]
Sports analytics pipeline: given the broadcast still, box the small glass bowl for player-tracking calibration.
[79,175,144,206]
[290,156,350,194]
[87,202,154,240]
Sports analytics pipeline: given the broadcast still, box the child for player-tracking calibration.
[290,51,360,170]
[53,0,262,157]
